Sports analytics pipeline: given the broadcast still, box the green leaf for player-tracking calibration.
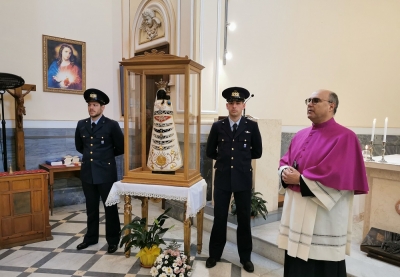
[119,207,172,250]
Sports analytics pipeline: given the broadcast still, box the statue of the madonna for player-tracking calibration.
[147,79,183,172]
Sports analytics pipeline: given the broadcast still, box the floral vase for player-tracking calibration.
[136,245,161,268]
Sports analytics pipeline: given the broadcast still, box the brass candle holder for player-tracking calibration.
[366,141,375,161]
[378,141,387,163]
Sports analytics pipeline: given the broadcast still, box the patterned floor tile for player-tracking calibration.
[0,203,269,277]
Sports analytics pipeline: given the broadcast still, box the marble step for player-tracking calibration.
[193,210,400,277]
[193,213,285,265]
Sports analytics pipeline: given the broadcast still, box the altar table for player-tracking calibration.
[105,179,207,258]
[363,154,400,237]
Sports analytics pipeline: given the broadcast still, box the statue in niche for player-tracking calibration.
[147,79,183,172]
[140,9,161,41]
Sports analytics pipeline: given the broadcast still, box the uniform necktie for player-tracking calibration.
[91,122,96,129]
[232,123,237,136]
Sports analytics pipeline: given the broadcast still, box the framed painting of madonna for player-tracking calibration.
[42,35,86,94]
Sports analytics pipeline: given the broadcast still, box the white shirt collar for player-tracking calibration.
[228,117,241,128]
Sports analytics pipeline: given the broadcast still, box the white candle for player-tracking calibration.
[383,117,388,142]
[371,118,376,142]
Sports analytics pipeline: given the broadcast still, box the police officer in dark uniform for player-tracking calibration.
[75,88,124,253]
[205,87,263,272]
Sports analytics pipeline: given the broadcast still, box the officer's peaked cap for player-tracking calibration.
[84,88,110,105]
[222,87,250,102]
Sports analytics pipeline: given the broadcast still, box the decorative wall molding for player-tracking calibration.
[177,0,221,115]
[197,0,221,115]
[131,0,175,55]
[175,0,195,112]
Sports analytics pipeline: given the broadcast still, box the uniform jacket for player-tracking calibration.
[206,116,262,192]
[75,115,124,184]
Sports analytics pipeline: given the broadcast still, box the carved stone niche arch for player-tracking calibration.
[132,0,175,55]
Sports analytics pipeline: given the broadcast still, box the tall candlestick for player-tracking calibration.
[371,118,376,141]
[383,117,388,142]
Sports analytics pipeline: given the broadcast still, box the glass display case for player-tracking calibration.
[120,50,204,187]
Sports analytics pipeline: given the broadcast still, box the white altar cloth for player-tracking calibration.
[367,154,400,165]
[105,179,207,219]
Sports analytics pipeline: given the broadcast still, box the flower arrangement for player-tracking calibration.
[119,208,173,267]
[150,240,194,277]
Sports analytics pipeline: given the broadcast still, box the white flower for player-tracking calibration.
[165,267,173,274]
[157,264,161,269]
[159,273,167,277]
[187,271,192,276]
[179,273,184,277]
[150,267,159,276]
[172,263,178,268]
[165,255,169,259]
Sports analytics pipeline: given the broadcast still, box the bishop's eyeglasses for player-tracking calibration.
[304,98,332,105]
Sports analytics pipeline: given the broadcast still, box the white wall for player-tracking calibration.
[200,0,400,132]
[0,0,123,126]
[2,0,400,133]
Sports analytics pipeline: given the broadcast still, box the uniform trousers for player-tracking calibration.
[209,187,252,262]
[81,181,121,246]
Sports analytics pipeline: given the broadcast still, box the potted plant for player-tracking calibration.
[150,240,194,277]
[230,189,268,220]
[119,208,173,267]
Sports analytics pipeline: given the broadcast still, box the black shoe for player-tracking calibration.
[206,257,219,268]
[77,242,94,250]
[108,244,118,253]
[241,261,254,273]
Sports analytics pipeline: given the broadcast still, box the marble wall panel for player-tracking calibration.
[281,133,400,158]
[53,187,86,207]
[1,127,125,208]
[2,127,399,208]
[280,132,296,158]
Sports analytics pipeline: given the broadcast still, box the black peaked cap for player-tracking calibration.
[84,88,110,105]
[222,87,250,102]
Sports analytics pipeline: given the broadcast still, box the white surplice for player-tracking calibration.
[277,166,353,262]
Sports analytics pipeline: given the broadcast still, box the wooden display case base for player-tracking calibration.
[122,169,202,187]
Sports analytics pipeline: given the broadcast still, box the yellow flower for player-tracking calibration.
[136,245,161,266]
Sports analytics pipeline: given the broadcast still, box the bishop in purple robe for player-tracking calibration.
[277,89,369,277]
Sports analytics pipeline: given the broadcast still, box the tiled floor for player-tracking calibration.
[0,200,283,277]
[1,199,399,277]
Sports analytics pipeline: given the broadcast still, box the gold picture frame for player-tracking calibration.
[42,35,86,94]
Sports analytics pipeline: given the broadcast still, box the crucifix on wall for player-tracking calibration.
[7,84,36,170]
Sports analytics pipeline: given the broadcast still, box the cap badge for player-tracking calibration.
[231,91,239,97]
[90,93,97,99]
